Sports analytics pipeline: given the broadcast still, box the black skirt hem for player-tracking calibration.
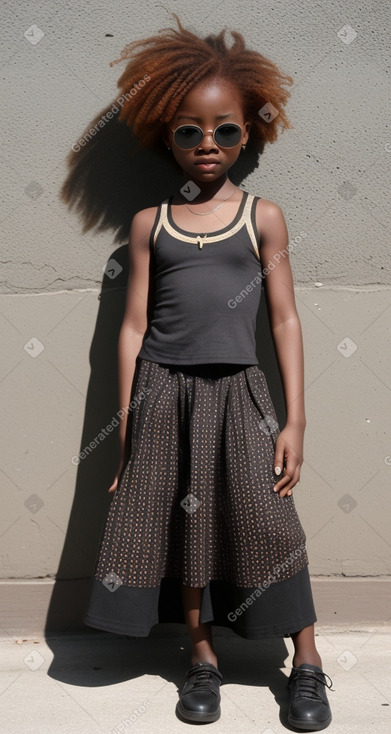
[83,612,317,641]
[83,565,317,641]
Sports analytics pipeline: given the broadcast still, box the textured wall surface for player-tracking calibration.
[1,0,390,588]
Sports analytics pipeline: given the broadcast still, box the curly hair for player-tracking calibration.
[109,13,294,153]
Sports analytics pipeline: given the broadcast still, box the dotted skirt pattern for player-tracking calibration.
[92,358,308,588]
[83,357,316,639]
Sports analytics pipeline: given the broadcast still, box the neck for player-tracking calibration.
[181,172,234,202]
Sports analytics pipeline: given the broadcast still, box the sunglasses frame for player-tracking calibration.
[169,122,244,150]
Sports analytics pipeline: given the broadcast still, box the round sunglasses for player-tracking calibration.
[169,123,243,150]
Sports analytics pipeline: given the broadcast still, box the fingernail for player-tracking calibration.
[274,466,281,475]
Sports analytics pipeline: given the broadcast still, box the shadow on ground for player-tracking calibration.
[46,625,294,727]
[43,105,289,722]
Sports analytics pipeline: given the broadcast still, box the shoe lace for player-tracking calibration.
[292,668,334,698]
[190,669,219,692]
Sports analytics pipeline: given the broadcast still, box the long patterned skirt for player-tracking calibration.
[83,357,316,639]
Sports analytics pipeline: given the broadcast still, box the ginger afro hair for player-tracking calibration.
[110,13,294,153]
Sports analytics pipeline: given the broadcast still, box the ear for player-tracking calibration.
[242,121,251,146]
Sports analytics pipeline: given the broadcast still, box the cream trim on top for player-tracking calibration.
[152,193,260,261]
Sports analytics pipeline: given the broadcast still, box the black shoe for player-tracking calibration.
[287,663,333,731]
[176,661,223,723]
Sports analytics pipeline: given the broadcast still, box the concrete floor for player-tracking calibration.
[1,624,391,733]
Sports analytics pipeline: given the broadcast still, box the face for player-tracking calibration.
[163,78,251,182]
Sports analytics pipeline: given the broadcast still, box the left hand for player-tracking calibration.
[272,422,305,497]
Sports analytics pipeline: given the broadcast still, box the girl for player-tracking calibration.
[83,14,333,730]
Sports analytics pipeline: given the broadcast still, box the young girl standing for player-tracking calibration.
[83,14,333,730]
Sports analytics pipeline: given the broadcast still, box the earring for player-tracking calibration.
[167,146,171,150]
[242,144,246,150]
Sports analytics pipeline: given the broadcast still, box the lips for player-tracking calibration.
[195,160,220,165]
[195,160,220,171]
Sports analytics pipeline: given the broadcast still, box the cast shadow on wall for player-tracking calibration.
[44,104,287,640]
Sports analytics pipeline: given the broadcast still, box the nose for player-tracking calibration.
[198,130,217,150]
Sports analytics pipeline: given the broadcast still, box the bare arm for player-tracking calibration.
[256,199,306,497]
[113,207,157,483]
[257,199,306,427]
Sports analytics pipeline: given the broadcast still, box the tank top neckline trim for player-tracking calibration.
[152,189,261,259]
[166,189,248,238]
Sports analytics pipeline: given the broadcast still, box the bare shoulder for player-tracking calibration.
[131,204,159,228]
[129,205,159,248]
[254,197,287,240]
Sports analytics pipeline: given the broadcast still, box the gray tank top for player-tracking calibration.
[137,189,263,365]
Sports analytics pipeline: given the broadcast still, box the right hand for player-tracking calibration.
[108,459,127,495]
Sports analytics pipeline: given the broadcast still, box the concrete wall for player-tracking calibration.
[1,0,390,597]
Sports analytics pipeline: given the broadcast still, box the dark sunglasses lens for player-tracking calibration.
[214,124,242,147]
[173,126,203,149]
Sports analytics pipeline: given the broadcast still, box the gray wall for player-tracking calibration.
[1,0,390,590]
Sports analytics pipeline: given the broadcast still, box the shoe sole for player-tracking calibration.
[288,712,332,731]
[176,700,221,723]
